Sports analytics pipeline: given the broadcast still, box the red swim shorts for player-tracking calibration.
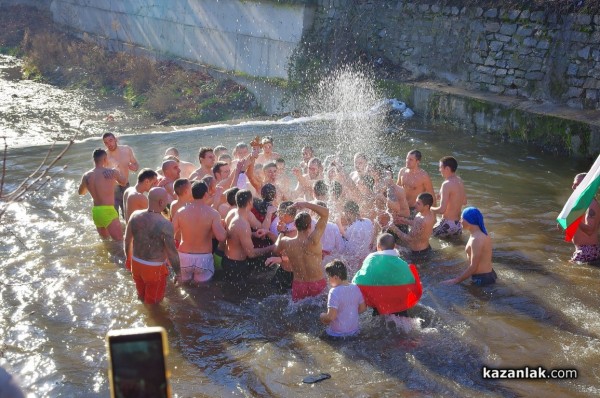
[130,256,168,304]
[291,278,327,302]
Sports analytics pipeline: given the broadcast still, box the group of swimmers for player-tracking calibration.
[80,131,561,338]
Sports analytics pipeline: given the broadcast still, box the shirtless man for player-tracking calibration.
[78,148,127,241]
[430,156,467,238]
[293,158,324,200]
[248,159,287,204]
[274,201,329,301]
[165,147,195,178]
[102,132,139,218]
[396,150,436,212]
[389,193,436,258]
[189,147,216,181]
[223,190,275,281]
[256,136,281,165]
[157,159,181,204]
[124,187,181,304]
[173,181,227,284]
[300,146,314,174]
[569,173,600,263]
[442,207,496,286]
[123,168,158,222]
[350,152,368,184]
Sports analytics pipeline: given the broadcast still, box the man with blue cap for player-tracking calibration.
[442,206,497,286]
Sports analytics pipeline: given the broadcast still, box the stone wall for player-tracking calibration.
[48,0,314,80]
[313,0,600,111]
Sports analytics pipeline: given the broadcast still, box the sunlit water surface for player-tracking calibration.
[1,58,600,398]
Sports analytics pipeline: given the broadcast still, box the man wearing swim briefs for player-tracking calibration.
[224,189,275,281]
[172,181,226,284]
[442,207,496,286]
[78,148,127,241]
[431,156,467,238]
[397,150,436,215]
[124,187,181,304]
[569,173,600,263]
[102,132,139,219]
[123,168,158,223]
[274,201,329,301]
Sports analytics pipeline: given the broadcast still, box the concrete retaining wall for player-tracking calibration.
[48,0,314,80]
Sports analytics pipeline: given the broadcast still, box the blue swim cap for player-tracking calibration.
[461,207,487,235]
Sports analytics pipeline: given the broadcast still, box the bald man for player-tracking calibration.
[157,159,181,203]
[165,147,195,178]
[124,187,181,304]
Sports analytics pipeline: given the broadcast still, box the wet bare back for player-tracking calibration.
[225,211,253,261]
[439,176,467,221]
[81,167,121,206]
[128,210,177,262]
[174,202,225,253]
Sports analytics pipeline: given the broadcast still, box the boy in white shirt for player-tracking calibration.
[320,260,367,339]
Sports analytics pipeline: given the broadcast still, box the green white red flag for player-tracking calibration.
[557,155,600,241]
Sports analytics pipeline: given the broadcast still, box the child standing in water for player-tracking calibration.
[320,260,367,338]
[442,207,497,286]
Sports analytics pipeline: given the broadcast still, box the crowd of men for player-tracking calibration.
[78,133,506,308]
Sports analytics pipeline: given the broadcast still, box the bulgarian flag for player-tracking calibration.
[352,251,422,314]
[557,154,600,241]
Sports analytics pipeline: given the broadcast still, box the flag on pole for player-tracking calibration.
[557,155,600,241]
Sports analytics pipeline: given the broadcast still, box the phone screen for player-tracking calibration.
[108,329,169,398]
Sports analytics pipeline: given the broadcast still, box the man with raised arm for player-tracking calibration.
[274,201,329,301]
[172,181,226,284]
[223,190,275,281]
[256,136,282,165]
[397,149,436,213]
[292,158,324,200]
[165,147,196,178]
[189,147,216,181]
[79,148,127,241]
[430,156,467,238]
[388,192,436,260]
[124,187,181,304]
[102,132,139,218]
[123,168,158,222]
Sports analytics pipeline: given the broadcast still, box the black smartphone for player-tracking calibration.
[106,327,171,398]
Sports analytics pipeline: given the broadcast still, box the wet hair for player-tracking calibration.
[303,146,314,155]
[219,154,232,163]
[161,160,177,173]
[408,149,422,161]
[235,189,253,208]
[278,201,297,217]
[93,148,107,162]
[225,187,240,206]
[308,157,323,169]
[212,161,228,175]
[199,147,213,159]
[377,233,396,250]
[329,181,343,199]
[263,162,277,171]
[325,259,348,281]
[354,152,367,161]
[201,175,215,190]
[343,200,360,215]
[294,212,312,231]
[261,136,273,144]
[261,183,277,202]
[235,142,248,151]
[213,145,227,156]
[276,158,285,165]
[101,132,115,140]
[191,181,208,199]
[417,192,434,207]
[165,147,179,157]
[138,168,158,183]
[313,180,328,198]
[174,178,190,196]
[440,156,458,172]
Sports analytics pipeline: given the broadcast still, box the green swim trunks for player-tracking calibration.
[92,205,119,228]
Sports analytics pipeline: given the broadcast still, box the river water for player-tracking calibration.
[1,54,599,397]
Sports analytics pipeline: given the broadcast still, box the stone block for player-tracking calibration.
[483,8,498,18]
[476,65,494,74]
[528,62,543,72]
[583,78,600,89]
[470,53,484,64]
[431,5,441,13]
[567,87,584,97]
[571,31,590,43]
[595,15,600,25]
[488,85,505,93]
[489,41,503,52]
[451,6,459,15]
[537,40,550,50]
[504,43,518,52]
[478,73,496,84]
[496,59,508,68]
[475,7,484,17]
[418,4,430,12]
[568,78,585,87]
[586,89,598,100]
[573,14,592,25]
[507,58,520,68]
[514,70,525,78]
[495,33,512,43]
[530,11,545,22]
[508,10,520,21]
[525,71,544,80]
[578,46,591,59]
[508,69,515,75]
[523,37,538,47]
[516,26,533,36]
[517,89,531,97]
[499,23,517,35]
[567,99,584,109]
[567,63,579,76]
[547,13,558,24]
[519,10,530,20]
[503,76,515,85]
[505,89,518,96]
[518,47,532,56]
[514,78,528,87]
[485,22,501,32]
[494,51,504,60]
[484,57,496,66]
[495,68,508,76]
